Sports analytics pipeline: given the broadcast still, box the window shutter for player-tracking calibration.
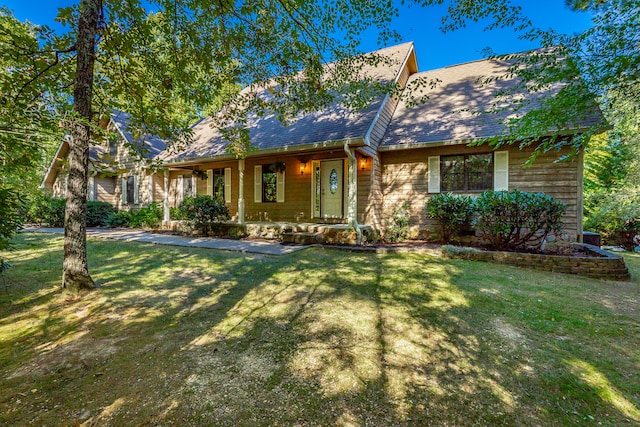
[494,151,509,191]
[149,175,154,203]
[428,156,440,193]
[206,169,213,196]
[191,175,198,196]
[254,165,262,203]
[121,177,127,204]
[88,176,95,201]
[133,176,139,204]
[224,168,232,203]
[276,171,285,203]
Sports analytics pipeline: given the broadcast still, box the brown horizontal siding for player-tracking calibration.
[95,177,116,205]
[380,144,582,240]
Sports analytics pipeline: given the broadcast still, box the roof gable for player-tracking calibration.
[160,42,416,163]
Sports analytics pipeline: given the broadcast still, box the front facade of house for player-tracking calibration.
[43,42,600,242]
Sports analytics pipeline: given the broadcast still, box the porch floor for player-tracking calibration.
[163,220,377,245]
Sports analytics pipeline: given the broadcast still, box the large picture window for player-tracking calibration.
[441,153,493,192]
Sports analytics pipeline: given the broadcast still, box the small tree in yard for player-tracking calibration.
[179,196,230,236]
[474,190,566,251]
[425,193,475,243]
[385,202,412,243]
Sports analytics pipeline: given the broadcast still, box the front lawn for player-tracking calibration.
[1,233,638,426]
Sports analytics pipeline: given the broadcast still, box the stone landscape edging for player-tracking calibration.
[442,243,631,281]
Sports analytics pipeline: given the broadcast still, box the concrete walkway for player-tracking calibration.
[25,227,309,256]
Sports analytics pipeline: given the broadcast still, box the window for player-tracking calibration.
[254,164,284,203]
[262,167,278,203]
[210,168,225,201]
[441,153,493,192]
[183,175,193,199]
[122,176,139,204]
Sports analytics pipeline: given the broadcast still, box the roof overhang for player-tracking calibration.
[379,127,598,153]
[162,137,365,168]
[40,138,70,189]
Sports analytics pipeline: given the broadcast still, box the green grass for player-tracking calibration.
[1,233,639,426]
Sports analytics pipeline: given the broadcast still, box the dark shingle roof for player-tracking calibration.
[160,42,415,163]
[381,56,604,148]
[110,110,167,158]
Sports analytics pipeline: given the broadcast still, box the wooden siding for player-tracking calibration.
[166,152,357,223]
[95,176,116,205]
[380,144,582,240]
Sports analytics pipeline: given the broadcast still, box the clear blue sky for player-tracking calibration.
[2,0,592,71]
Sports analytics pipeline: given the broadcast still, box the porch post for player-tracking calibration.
[163,170,170,224]
[238,159,245,224]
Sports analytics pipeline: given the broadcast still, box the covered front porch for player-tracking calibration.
[157,143,376,245]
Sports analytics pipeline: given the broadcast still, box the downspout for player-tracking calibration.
[344,141,362,245]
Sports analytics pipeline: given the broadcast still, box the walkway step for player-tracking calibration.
[281,232,322,245]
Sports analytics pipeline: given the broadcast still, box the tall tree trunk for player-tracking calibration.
[62,0,101,293]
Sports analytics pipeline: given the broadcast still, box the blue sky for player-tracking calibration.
[2,0,592,71]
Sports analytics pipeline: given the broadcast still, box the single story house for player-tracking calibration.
[42,42,603,242]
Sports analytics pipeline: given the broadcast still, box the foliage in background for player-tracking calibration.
[425,193,475,243]
[178,195,230,236]
[474,190,566,251]
[584,189,640,249]
[0,186,24,250]
[0,11,59,248]
[384,202,412,243]
[28,194,67,228]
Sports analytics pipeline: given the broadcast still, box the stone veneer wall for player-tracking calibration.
[443,243,630,281]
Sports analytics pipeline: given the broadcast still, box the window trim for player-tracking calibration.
[440,152,494,193]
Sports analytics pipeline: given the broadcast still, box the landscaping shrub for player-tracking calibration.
[178,195,230,235]
[105,210,130,228]
[385,202,411,243]
[128,203,164,229]
[474,190,566,251]
[28,193,66,227]
[425,193,475,242]
[584,188,640,249]
[170,206,187,220]
[86,201,114,226]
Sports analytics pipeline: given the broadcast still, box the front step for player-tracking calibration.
[281,232,322,245]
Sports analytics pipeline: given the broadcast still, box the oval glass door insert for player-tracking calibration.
[329,169,338,194]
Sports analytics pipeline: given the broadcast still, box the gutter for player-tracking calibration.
[161,137,365,168]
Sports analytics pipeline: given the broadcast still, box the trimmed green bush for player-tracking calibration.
[28,193,66,227]
[128,203,164,229]
[86,201,115,227]
[178,195,230,235]
[425,193,475,242]
[105,210,130,228]
[474,190,566,251]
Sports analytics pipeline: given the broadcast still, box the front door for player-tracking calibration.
[320,160,344,218]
